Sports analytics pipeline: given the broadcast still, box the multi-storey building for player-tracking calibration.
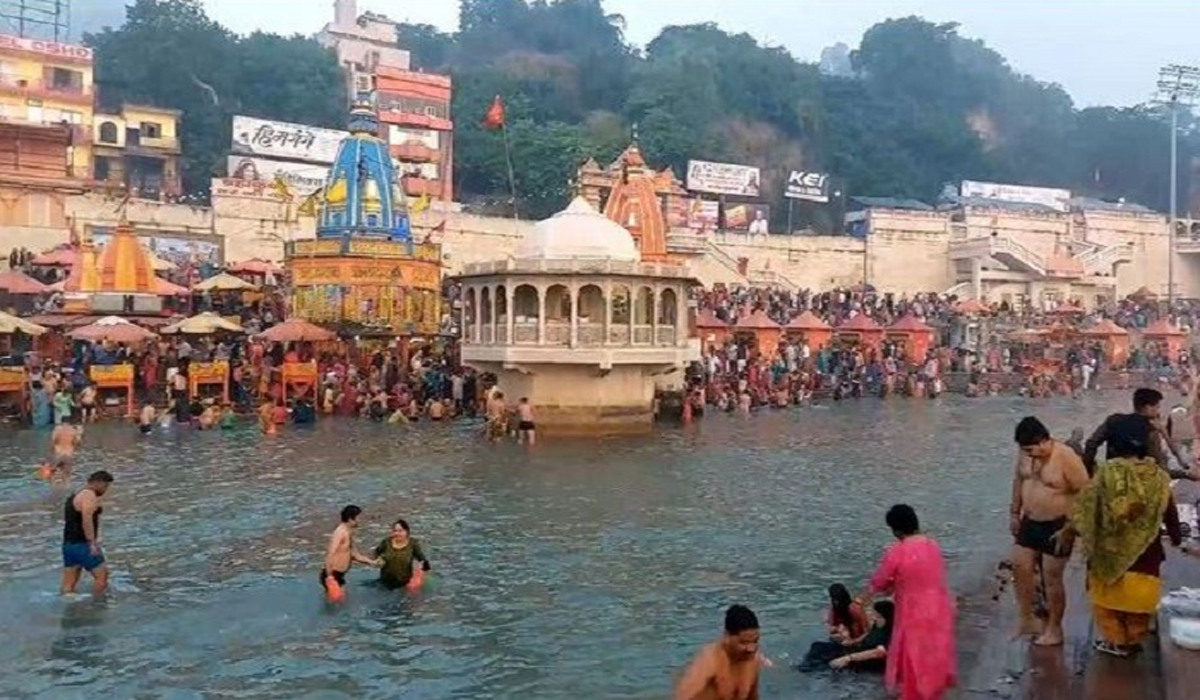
[92,104,182,199]
[317,0,454,202]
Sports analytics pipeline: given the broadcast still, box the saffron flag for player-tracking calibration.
[482,95,506,131]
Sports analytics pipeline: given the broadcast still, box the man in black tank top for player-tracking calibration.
[62,470,114,595]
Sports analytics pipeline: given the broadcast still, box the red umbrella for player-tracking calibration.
[227,258,282,275]
[0,269,50,294]
[154,277,190,296]
[255,318,336,343]
[67,316,158,343]
[31,247,77,267]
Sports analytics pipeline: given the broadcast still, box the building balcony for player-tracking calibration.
[401,175,443,198]
[391,143,440,162]
[378,110,454,132]
[0,75,92,105]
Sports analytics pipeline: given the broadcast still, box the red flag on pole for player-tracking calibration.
[482,95,506,131]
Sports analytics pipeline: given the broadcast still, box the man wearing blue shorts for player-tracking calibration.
[61,470,114,595]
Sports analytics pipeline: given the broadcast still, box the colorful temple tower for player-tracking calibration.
[59,222,168,314]
[287,93,442,335]
[578,142,690,262]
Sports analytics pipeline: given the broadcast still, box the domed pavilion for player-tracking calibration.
[286,93,442,336]
[455,196,698,436]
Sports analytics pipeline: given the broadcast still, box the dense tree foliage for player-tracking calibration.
[89,0,1194,220]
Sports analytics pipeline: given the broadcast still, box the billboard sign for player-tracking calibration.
[784,170,831,202]
[90,227,222,269]
[226,156,327,194]
[210,177,291,202]
[686,199,720,231]
[725,203,771,234]
[0,34,92,61]
[231,115,346,165]
[687,160,761,198]
[960,180,1072,212]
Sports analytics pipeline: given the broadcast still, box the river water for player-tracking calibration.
[0,394,1136,699]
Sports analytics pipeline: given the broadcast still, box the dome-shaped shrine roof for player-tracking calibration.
[513,197,639,263]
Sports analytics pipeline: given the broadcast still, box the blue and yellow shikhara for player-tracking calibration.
[286,92,442,335]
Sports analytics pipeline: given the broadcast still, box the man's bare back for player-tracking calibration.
[675,643,759,700]
[51,424,81,457]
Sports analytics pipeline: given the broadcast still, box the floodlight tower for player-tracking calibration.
[0,0,70,41]
[1155,63,1200,304]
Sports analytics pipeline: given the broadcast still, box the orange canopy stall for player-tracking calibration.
[695,308,731,349]
[1082,319,1130,366]
[785,310,832,349]
[887,315,935,362]
[189,360,230,403]
[734,310,783,358]
[89,364,135,417]
[836,314,884,353]
[281,361,319,402]
[0,366,28,417]
[1142,319,1187,362]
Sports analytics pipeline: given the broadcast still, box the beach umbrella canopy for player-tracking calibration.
[0,310,48,335]
[154,277,190,296]
[192,272,259,292]
[227,258,282,275]
[255,318,336,343]
[67,316,157,343]
[0,268,51,294]
[147,253,175,271]
[953,299,989,315]
[161,312,245,335]
[31,247,76,266]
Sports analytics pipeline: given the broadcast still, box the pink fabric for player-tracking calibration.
[869,535,957,700]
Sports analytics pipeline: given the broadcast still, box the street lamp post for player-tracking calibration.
[1155,64,1200,304]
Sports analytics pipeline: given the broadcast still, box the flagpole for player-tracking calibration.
[501,120,519,221]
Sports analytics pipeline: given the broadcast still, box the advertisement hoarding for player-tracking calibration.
[231,115,346,165]
[0,34,92,61]
[226,156,327,194]
[725,203,771,234]
[686,199,720,231]
[686,160,761,198]
[90,227,222,268]
[211,177,290,203]
[960,180,1071,212]
[784,170,831,202]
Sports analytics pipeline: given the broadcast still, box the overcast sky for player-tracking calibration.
[71,1,1199,108]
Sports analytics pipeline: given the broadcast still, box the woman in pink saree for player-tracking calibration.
[859,504,957,699]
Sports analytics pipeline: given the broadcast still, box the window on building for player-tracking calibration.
[98,121,119,144]
[141,122,162,139]
[424,106,437,118]
[60,110,82,124]
[48,67,83,92]
[94,156,112,181]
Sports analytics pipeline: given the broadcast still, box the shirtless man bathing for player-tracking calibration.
[45,419,83,484]
[321,505,380,600]
[675,605,762,700]
[1011,416,1090,646]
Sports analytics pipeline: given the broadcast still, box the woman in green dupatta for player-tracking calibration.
[1071,414,1185,657]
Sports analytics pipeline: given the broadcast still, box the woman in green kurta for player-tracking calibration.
[373,519,431,590]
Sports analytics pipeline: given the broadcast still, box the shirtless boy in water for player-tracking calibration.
[47,420,83,484]
[320,505,380,597]
[675,605,761,700]
[1011,416,1090,646]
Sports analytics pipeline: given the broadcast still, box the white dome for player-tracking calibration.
[513,196,639,262]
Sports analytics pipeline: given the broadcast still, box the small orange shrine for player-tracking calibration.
[89,364,136,416]
[734,309,783,358]
[695,308,731,348]
[58,220,175,315]
[886,315,935,361]
[0,366,28,414]
[836,314,884,352]
[189,360,230,403]
[785,310,833,349]
[1083,319,1130,366]
[1142,319,1187,359]
[579,142,691,262]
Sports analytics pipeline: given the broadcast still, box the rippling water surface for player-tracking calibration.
[0,394,1133,699]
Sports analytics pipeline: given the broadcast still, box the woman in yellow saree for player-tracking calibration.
[1071,414,1184,657]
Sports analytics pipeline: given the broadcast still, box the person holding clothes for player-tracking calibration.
[1071,413,1196,657]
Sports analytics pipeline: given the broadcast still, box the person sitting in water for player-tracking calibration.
[825,583,870,644]
[797,600,894,673]
[197,401,218,430]
[292,397,316,424]
[373,518,431,590]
